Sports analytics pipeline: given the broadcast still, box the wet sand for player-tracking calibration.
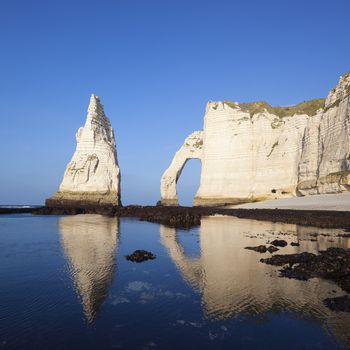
[230,193,350,211]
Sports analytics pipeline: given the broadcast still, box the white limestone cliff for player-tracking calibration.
[161,71,350,206]
[161,131,203,205]
[298,71,350,195]
[47,94,121,206]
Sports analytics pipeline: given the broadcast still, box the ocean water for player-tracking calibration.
[0,206,41,209]
[0,213,349,349]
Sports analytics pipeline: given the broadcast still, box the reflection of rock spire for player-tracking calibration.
[59,215,119,322]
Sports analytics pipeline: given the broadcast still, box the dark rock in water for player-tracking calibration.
[261,248,350,297]
[339,279,350,293]
[337,233,350,238]
[324,295,350,312]
[126,250,156,263]
[271,239,288,247]
[290,242,300,246]
[245,245,268,253]
[261,252,316,268]
[267,246,279,253]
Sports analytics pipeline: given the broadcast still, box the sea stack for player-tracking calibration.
[46,94,121,207]
[161,70,350,206]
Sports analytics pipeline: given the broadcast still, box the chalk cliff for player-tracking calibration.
[47,95,121,206]
[161,71,350,206]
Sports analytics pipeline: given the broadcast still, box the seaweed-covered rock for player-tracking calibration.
[267,246,279,253]
[261,252,316,268]
[271,239,288,247]
[245,245,268,253]
[126,250,156,263]
[324,295,350,312]
[261,248,350,292]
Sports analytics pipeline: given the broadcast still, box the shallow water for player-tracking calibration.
[0,214,350,349]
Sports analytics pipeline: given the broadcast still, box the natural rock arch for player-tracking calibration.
[160,131,203,206]
[160,71,350,206]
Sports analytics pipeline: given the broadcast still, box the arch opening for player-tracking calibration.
[176,158,202,207]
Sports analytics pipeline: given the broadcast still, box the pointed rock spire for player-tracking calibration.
[46,95,121,206]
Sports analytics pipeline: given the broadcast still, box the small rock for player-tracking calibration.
[267,246,279,253]
[271,239,288,247]
[337,233,350,238]
[324,295,350,312]
[245,245,267,253]
[126,250,156,263]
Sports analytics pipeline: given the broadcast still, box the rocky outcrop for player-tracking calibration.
[298,71,350,195]
[46,95,121,207]
[161,71,350,206]
[161,131,203,205]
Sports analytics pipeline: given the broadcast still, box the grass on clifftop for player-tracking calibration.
[224,98,325,118]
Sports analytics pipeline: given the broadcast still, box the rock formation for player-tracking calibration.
[161,70,350,206]
[47,94,121,206]
[161,131,203,205]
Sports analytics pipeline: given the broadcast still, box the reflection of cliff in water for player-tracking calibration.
[59,214,119,322]
[160,216,350,346]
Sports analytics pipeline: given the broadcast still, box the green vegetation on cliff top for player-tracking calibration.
[224,98,326,118]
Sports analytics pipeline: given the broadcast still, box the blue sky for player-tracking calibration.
[0,0,349,205]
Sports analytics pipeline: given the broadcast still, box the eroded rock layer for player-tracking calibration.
[161,71,350,206]
[47,95,121,206]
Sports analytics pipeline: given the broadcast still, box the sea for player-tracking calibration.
[0,212,349,349]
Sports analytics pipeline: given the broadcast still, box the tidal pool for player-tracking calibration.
[0,214,349,349]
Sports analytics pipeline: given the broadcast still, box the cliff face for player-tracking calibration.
[298,72,350,195]
[161,131,203,205]
[47,95,121,206]
[161,71,350,206]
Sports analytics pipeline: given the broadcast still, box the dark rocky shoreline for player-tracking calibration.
[2,205,350,229]
[261,248,350,312]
